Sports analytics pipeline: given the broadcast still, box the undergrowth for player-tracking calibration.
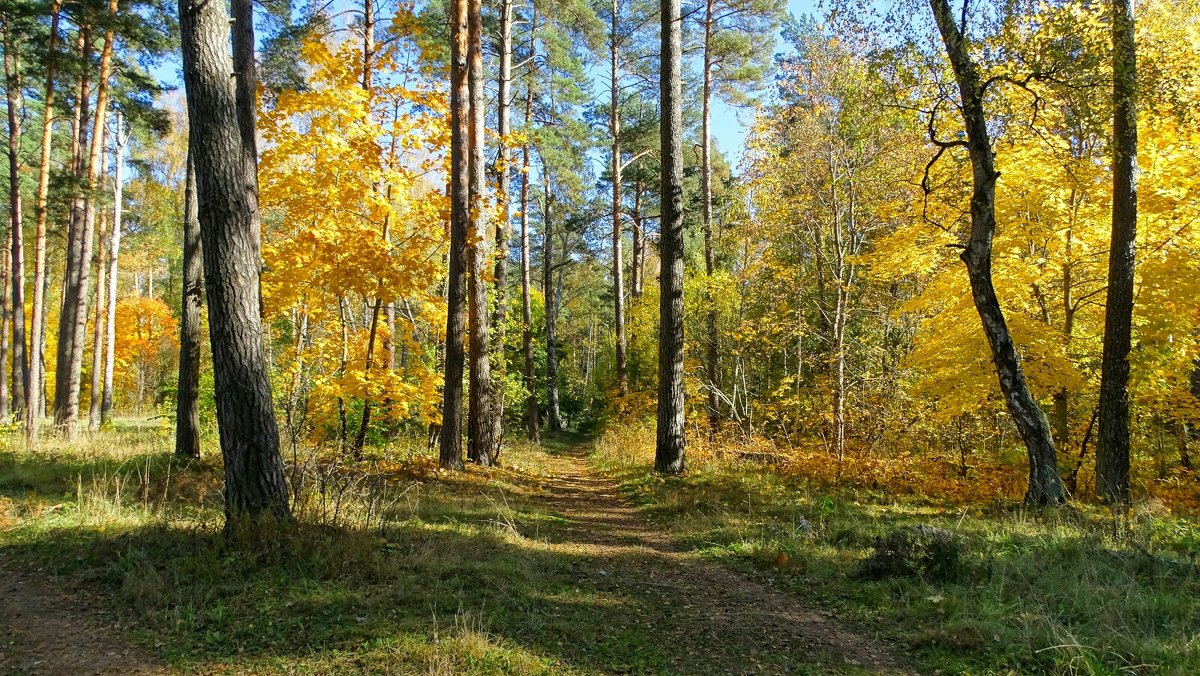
[0,422,664,674]
[592,423,1200,675]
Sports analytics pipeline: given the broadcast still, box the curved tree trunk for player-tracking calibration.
[929,0,1063,504]
[656,0,686,473]
[179,0,290,523]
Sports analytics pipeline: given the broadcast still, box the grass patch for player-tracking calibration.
[591,423,1200,675]
[0,424,677,674]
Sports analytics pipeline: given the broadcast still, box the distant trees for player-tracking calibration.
[0,0,1188,514]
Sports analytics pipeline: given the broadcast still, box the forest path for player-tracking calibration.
[0,554,165,675]
[523,438,912,675]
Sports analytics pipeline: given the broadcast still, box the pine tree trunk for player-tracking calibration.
[55,5,116,439]
[631,179,644,298]
[700,0,719,432]
[929,0,1064,504]
[0,227,10,420]
[1097,0,1138,505]
[175,150,202,459]
[27,1,61,439]
[519,86,539,441]
[2,15,26,418]
[101,114,126,425]
[439,0,470,470]
[179,0,290,523]
[88,202,107,431]
[656,0,686,473]
[543,183,563,432]
[610,0,628,396]
[465,0,494,464]
[490,0,514,456]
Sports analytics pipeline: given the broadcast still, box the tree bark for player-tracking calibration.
[631,179,644,298]
[929,0,1063,504]
[0,227,10,419]
[543,185,563,432]
[101,113,126,425]
[1097,0,1138,505]
[466,0,494,464]
[2,14,26,417]
[179,0,290,523]
[27,1,61,438]
[352,0,388,458]
[439,0,470,470]
[700,0,719,431]
[519,82,539,441]
[175,150,202,459]
[489,0,514,457]
[55,4,116,439]
[656,0,686,473]
[610,0,629,396]
[88,175,108,432]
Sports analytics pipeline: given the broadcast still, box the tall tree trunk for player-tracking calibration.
[700,0,719,432]
[101,113,126,424]
[55,5,117,439]
[466,0,494,464]
[929,0,1063,504]
[631,179,644,298]
[2,14,26,417]
[179,0,290,523]
[352,0,388,458]
[543,185,562,432]
[439,0,470,470]
[610,0,629,396]
[27,1,62,438]
[175,150,202,459]
[1097,0,1138,505]
[88,192,108,431]
[656,0,686,473]
[490,0,514,456]
[0,228,9,419]
[519,85,539,441]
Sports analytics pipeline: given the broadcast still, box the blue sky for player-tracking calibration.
[707,0,818,161]
[154,0,823,163]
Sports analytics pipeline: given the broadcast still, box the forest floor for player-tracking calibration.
[0,425,903,674]
[2,423,1198,674]
[0,553,165,675]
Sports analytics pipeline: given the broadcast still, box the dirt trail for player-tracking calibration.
[0,554,165,675]
[529,443,913,675]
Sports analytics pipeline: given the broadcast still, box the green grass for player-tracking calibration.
[0,424,676,674]
[6,420,1197,674]
[591,425,1200,675]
